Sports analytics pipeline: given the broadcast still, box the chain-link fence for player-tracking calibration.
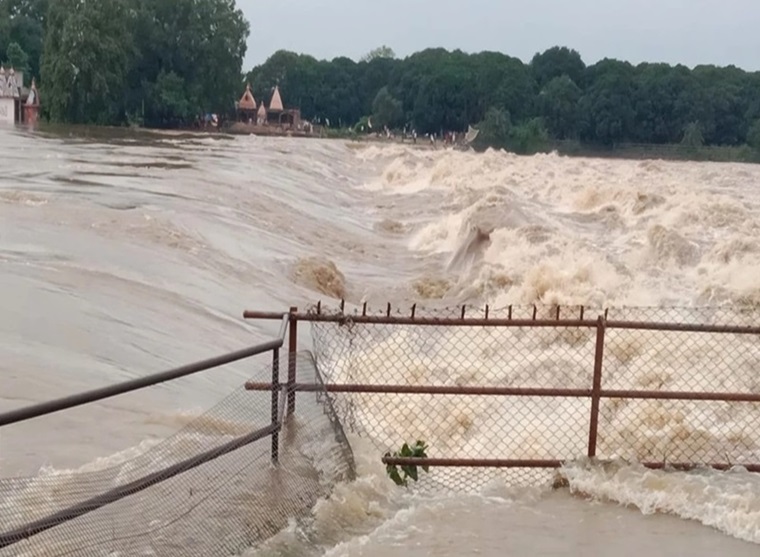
[599,307,760,466]
[0,353,354,557]
[309,303,760,494]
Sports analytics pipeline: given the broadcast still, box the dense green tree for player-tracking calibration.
[371,86,403,129]
[682,121,705,148]
[145,70,195,126]
[578,59,636,145]
[41,0,134,124]
[39,0,249,126]
[361,45,395,62]
[0,0,47,80]
[356,56,397,115]
[0,3,9,66]
[530,46,585,88]
[5,41,28,73]
[538,75,581,139]
[746,120,760,150]
[472,107,511,151]
[126,0,249,126]
[510,118,550,154]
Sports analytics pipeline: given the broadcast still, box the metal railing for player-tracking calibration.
[0,313,298,550]
[244,304,760,474]
[3,302,760,549]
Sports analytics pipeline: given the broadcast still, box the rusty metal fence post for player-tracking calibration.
[271,347,280,463]
[587,315,606,457]
[287,306,298,415]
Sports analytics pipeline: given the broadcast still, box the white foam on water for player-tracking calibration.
[562,460,760,544]
[308,144,760,549]
[367,146,760,308]
[5,132,760,554]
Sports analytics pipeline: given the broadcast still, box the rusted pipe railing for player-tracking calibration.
[0,423,279,549]
[244,304,760,335]
[287,306,298,415]
[245,382,593,397]
[0,313,293,550]
[243,303,760,477]
[605,320,760,335]
[382,457,564,468]
[0,314,289,428]
[270,347,280,464]
[244,310,597,328]
[245,381,760,403]
[380,456,760,473]
[587,316,606,457]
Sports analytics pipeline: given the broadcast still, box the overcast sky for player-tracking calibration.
[239,0,760,72]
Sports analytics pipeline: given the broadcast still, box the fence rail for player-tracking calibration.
[0,314,296,551]
[3,301,760,552]
[245,303,760,480]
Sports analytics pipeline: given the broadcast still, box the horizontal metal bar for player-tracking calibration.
[605,320,760,335]
[0,422,279,549]
[382,457,564,468]
[245,310,292,320]
[245,382,592,397]
[638,462,760,472]
[246,382,760,403]
[245,309,760,335]
[602,389,760,402]
[245,381,760,402]
[381,457,760,473]
[244,311,598,328]
[0,336,286,428]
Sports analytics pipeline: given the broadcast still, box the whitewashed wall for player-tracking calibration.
[0,98,15,124]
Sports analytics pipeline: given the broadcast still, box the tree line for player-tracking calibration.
[3,0,760,152]
[247,47,760,151]
[0,0,249,127]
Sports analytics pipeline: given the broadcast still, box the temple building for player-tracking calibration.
[0,66,40,125]
[235,84,301,130]
[236,83,257,122]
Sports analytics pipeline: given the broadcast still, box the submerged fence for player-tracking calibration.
[0,316,354,556]
[3,302,760,554]
[247,303,760,492]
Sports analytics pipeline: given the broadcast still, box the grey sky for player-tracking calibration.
[239,0,760,72]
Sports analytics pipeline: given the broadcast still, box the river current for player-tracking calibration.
[1,126,759,555]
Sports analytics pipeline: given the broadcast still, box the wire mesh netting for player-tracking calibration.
[599,307,760,466]
[310,303,760,493]
[0,353,355,557]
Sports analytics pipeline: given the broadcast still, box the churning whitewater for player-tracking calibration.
[1,127,760,555]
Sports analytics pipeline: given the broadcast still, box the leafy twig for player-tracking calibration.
[385,440,429,487]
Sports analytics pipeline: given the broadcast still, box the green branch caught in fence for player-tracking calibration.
[384,440,429,487]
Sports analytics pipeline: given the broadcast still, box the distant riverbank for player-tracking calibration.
[16,122,760,165]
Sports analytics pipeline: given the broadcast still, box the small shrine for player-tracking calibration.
[0,66,40,125]
[24,78,41,125]
[236,83,257,122]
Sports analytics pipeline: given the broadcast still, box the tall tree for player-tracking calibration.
[41,0,133,124]
[0,0,47,79]
[5,41,29,72]
[578,59,636,144]
[361,45,395,62]
[371,86,402,129]
[531,46,586,89]
[538,74,581,139]
[127,0,249,124]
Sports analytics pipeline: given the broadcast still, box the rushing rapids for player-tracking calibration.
[2,126,760,555]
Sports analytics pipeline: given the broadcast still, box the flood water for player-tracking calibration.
[1,125,760,554]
